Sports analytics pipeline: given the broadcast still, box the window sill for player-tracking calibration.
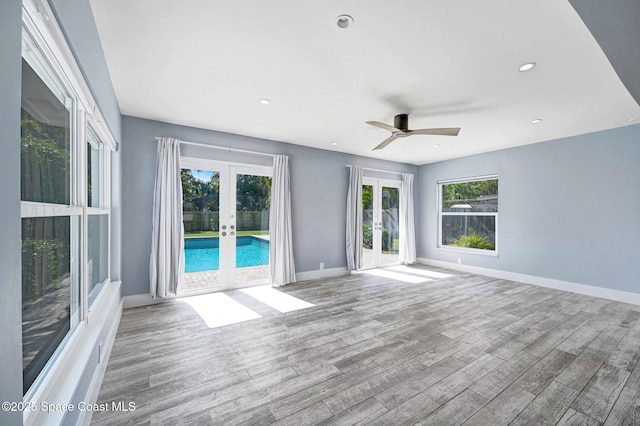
[437,245,499,257]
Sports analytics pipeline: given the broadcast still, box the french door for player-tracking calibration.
[362,178,401,269]
[180,158,272,293]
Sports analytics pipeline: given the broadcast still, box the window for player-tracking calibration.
[438,176,498,253]
[87,128,110,306]
[20,6,114,398]
[21,59,71,205]
[21,54,82,394]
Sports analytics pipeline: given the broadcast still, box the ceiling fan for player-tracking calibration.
[366,114,461,150]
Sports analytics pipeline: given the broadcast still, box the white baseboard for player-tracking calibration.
[295,267,350,282]
[122,293,165,309]
[418,258,640,306]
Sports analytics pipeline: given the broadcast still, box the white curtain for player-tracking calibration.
[399,173,417,264]
[346,166,363,271]
[150,137,184,297]
[270,155,296,287]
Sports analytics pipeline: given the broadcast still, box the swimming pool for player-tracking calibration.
[184,236,269,273]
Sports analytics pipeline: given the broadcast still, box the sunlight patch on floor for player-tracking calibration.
[385,265,454,279]
[240,285,315,313]
[360,268,431,283]
[177,293,261,328]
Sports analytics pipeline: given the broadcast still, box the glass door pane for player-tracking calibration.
[379,186,400,266]
[234,172,271,285]
[360,179,401,270]
[362,183,375,269]
[181,168,222,292]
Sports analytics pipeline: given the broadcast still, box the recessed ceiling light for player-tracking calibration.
[259,99,270,105]
[628,117,639,122]
[336,15,354,29]
[531,118,543,124]
[331,142,339,146]
[518,62,537,72]
[433,144,440,148]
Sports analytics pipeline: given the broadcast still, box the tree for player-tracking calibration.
[181,169,197,204]
[181,170,220,212]
[362,185,373,210]
[442,179,498,208]
[236,175,271,211]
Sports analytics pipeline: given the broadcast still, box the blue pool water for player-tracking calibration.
[184,236,269,273]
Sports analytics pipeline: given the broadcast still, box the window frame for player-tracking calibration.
[86,126,111,308]
[20,0,115,407]
[437,174,499,256]
[20,36,84,397]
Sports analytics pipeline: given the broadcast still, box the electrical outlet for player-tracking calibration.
[319,262,325,270]
[457,258,462,264]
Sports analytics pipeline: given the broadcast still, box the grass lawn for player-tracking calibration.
[185,230,270,238]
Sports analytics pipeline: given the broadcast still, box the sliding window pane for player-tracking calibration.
[22,216,79,393]
[21,59,71,205]
[441,215,496,250]
[87,139,103,207]
[441,179,498,212]
[88,214,109,306]
[87,128,107,208]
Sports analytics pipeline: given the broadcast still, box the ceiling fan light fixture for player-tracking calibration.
[336,15,354,29]
[366,114,461,150]
[518,62,537,72]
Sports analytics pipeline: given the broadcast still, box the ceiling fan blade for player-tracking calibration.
[372,135,398,151]
[366,121,401,133]
[408,127,461,136]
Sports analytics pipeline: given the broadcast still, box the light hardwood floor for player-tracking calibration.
[92,266,640,425]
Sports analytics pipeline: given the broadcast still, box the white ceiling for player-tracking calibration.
[90,0,640,165]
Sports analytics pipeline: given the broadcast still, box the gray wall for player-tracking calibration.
[121,116,417,297]
[0,1,121,423]
[0,1,26,423]
[418,124,640,294]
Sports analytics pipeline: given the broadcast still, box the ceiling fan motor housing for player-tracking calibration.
[394,114,409,132]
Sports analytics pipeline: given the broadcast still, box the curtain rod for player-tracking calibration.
[156,137,276,158]
[347,165,408,175]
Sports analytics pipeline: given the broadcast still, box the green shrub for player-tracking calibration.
[363,224,373,249]
[362,225,392,251]
[450,229,495,250]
